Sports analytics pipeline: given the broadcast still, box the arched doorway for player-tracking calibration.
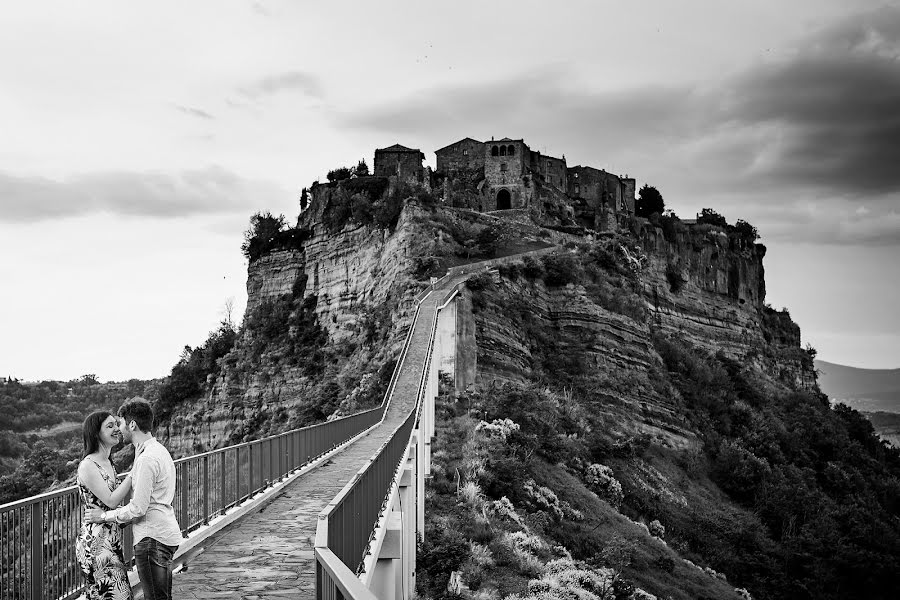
[496,189,511,210]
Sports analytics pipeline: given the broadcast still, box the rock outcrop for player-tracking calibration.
[158,202,817,456]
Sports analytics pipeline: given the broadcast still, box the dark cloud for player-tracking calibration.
[0,167,279,223]
[338,69,701,160]
[175,104,214,120]
[335,7,900,247]
[239,71,322,99]
[722,6,900,195]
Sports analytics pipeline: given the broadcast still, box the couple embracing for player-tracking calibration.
[75,399,182,600]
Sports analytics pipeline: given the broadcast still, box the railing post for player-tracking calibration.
[248,443,255,497]
[31,501,43,600]
[235,446,242,504]
[220,451,227,516]
[202,455,210,525]
[180,462,189,533]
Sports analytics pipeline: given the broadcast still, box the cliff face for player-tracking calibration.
[160,205,428,456]
[159,200,816,456]
[638,224,815,392]
[465,273,696,449]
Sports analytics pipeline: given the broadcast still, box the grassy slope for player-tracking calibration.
[419,235,900,600]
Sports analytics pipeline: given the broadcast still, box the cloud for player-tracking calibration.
[720,5,900,196]
[239,71,322,99]
[334,7,900,247]
[175,104,214,120]
[0,167,284,223]
[337,68,702,156]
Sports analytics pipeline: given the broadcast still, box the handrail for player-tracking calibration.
[316,278,465,598]
[3,247,553,600]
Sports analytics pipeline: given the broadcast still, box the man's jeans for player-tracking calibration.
[134,537,178,600]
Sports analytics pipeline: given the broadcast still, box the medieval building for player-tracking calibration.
[374,136,636,231]
[373,144,427,186]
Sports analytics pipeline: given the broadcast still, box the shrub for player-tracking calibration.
[733,219,758,243]
[542,253,582,287]
[466,272,494,292]
[241,212,287,260]
[649,519,666,539]
[344,175,389,200]
[665,262,685,293]
[326,166,352,182]
[697,208,728,228]
[522,255,545,279]
[373,186,406,229]
[585,463,624,507]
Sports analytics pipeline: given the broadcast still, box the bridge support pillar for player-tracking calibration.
[369,512,403,599]
[400,463,416,595]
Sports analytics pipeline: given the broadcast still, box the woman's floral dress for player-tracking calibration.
[75,459,134,600]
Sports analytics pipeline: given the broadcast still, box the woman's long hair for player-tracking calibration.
[82,411,113,458]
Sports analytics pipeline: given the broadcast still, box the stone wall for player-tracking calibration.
[374,149,425,184]
[533,154,568,191]
[436,138,485,173]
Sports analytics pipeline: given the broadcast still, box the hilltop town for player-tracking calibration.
[313,136,638,233]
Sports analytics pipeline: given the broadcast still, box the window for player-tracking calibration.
[463,149,468,156]
[507,145,515,156]
[500,163,508,172]
[575,184,580,195]
[574,172,579,179]
[500,146,507,156]
[491,146,499,156]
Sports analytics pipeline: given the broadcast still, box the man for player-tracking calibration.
[85,399,182,600]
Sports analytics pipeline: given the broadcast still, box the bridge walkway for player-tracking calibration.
[171,272,470,600]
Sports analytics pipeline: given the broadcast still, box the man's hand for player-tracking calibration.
[84,508,105,524]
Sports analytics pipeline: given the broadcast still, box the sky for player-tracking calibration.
[1,0,898,382]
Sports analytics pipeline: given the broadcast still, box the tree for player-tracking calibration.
[327,166,352,182]
[635,184,664,217]
[697,207,728,228]
[300,187,309,211]
[241,212,286,259]
[734,219,759,242]
[353,159,369,177]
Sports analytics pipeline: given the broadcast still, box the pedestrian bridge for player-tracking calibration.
[1,248,554,600]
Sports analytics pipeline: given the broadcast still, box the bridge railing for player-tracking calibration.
[316,281,459,599]
[0,283,428,600]
[0,376,389,600]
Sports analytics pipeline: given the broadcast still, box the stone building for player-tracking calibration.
[373,144,426,185]
[566,166,636,230]
[483,138,531,210]
[433,135,636,229]
[435,138,484,172]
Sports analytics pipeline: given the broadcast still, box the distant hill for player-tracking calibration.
[864,412,900,447]
[815,359,900,413]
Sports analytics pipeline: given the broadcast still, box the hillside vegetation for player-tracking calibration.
[417,242,900,600]
[0,377,157,504]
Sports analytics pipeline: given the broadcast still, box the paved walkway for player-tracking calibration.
[171,273,471,600]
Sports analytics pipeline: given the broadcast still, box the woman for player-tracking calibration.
[75,411,134,600]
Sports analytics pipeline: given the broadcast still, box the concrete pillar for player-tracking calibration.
[399,464,416,596]
[369,511,402,599]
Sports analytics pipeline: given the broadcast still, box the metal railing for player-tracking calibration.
[316,280,459,599]
[0,399,383,600]
[0,286,428,600]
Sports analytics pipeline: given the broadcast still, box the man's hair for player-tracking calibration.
[118,399,154,433]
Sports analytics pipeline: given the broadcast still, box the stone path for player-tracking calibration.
[171,274,472,600]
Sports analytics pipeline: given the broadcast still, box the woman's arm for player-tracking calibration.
[77,461,132,509]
